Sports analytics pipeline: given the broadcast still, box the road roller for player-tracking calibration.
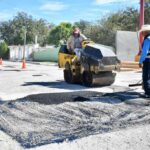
[58,40,120,87]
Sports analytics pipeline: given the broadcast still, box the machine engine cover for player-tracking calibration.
[81,43,119,67]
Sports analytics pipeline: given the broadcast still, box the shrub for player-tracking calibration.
[0,41,8,58]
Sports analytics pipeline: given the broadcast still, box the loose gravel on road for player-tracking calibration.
[0,91,150,148]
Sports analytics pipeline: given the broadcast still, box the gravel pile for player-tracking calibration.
[0,91,150,148]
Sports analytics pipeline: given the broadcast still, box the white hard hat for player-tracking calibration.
[140,24,150,33]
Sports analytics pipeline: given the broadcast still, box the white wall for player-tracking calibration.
[116,31,139,61]
[9,44,39,61]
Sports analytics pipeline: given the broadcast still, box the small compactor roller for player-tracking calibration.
[58,40,120,87]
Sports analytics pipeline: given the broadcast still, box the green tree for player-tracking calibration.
[145,0,150,24]
[80,7,140,48]
[0,41,8,58]
[48,22,72,46]
[0,12,50,46]
[33,19,51,46]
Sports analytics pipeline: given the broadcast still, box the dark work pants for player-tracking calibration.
[143,59,150,96]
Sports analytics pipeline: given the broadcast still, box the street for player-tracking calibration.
[0,61,150,150]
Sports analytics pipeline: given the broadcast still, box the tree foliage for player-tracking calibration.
[0,41,8,57]
[75,7,140,47]
[48,22,72,46]
[145,0,150,24]
[0,12,50,46]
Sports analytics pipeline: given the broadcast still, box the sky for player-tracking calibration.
[0,0,140,24]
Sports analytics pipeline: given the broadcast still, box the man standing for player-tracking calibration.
[139,25,150,97]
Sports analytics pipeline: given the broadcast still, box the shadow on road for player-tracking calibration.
[3,65,16,68]
[17,91,102,105]
[22,81,88,91]
[101,91,150,106]
[1,69,21,72]
[103,91,141,101]
[6,89,149,107]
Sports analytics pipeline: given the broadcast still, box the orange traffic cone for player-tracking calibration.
[22,59,26,69]
[0,58,3,65]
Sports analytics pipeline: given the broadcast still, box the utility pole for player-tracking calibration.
[23,29,27,60]
[139,0,145,53]
[135,0,145,61]
[22,27,27,69]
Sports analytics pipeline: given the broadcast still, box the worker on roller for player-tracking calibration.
[67,27,87,60]
[139,25,150,98]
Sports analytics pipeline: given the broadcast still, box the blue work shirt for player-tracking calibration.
[139,35,150,64]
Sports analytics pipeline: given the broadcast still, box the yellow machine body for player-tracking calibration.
[58,52,75,68]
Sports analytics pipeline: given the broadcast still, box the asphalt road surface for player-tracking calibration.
[0,61,150,149]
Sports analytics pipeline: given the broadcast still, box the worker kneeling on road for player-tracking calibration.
[139,25,150,98]
[67,27,87,60]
